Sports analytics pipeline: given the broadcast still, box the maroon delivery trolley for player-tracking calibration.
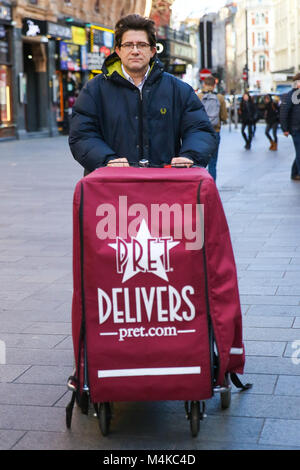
[66,166,251,437]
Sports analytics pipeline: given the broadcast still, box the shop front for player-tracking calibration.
[156,27,195,78]
[0,2,14,140]
[55,25,88,134]
[20,17,49,136]
[88,24,114,78]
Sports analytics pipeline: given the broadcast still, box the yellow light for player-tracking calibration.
[6,86,11,122]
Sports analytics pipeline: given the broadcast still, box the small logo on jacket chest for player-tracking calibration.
[160,107,167,115]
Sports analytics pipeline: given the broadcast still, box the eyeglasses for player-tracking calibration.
[120,42,151,51]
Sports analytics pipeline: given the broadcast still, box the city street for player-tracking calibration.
[0,123,300,450]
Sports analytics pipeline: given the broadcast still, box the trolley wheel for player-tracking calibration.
[220,388,231,409]
[190,401,200,437]
[98,402,111,436]
[79,391,89,415]
[220,375,231,410]
[65,391,76,429]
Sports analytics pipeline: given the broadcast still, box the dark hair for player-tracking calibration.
[204,75,216,86]
[242,92,253,101]
[114,14,156,49]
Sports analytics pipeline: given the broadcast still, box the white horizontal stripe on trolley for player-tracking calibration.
[230,348,244,355]
[99,332,118,336]
[98,366,201,379]
[177,329,196,334]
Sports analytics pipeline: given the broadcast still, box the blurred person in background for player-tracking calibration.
[280,73,300,180]
[197,75,227,181]
[238,93,256,150]
[264,94,280,151]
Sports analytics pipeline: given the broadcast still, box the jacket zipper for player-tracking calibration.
[138,88,143,159]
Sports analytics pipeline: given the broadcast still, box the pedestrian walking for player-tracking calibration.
[251,99,259,138]
[197,75,228,181]
[280,73,300,180]
[68,14,217,174]
[238,92,256,150]
[264,94,280,151]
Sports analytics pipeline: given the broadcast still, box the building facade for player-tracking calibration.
[273,0,300,92]
[151,0,196,81]
[0,0,148,141]
[220,3,238,94]
[235,0,275,93]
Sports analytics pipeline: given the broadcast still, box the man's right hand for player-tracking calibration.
[284,131,289,137]
[107,158,129,167]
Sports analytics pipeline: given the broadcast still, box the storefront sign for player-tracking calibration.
[60,41,81,71]
[171,42,194,61]
[47,22,72,40]
[71,26,86,46]
[156,40,168,58]
[168,64,186,75]
[103,31,114,48]
[81,45,88,71]
[22,18,47,37]
[0,5,11,23]
[87,52,105,71]
[90,25,114,54]
[0,37,9,63]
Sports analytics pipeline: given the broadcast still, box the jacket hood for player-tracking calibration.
[101,52,164,84]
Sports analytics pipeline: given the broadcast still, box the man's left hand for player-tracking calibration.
[171,157,193,167]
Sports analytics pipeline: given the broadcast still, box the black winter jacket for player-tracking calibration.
[265,101,280,124]
[69,53,217,172]
[238,100,257,124]
[280,89,300,134]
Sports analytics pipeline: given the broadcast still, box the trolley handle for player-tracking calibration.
[106,159,201,168]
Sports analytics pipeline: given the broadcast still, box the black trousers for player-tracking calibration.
[265,122,278,143]
[241,123,253,145]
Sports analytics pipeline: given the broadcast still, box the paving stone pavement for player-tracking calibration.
[0,123,300,450]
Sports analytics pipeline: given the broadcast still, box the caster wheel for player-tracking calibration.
[79,391,89,415]
[65,391,76,429]
[98,402,111,436]
[220,388,231,409]
[66,406,72,429]
[190,401,200,437]
[220,374,231,409]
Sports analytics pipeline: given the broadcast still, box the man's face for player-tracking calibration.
[115,30,156,76]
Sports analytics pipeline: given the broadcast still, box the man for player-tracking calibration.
[197,75,227,181]
[69,14,217,173]
[280,73,300,180]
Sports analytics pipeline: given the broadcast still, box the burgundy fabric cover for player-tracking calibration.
[71,167,245,403]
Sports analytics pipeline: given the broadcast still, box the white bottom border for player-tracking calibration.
[98,366,201,378]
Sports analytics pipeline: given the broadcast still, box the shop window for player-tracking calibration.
[0,65,12,125]
[0,26,10,64]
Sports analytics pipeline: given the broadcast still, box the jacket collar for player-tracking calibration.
[101,52,164,85]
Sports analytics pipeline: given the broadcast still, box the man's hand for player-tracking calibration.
[171,157,193,167]
[284,131,289,137]
[107,158,129,167]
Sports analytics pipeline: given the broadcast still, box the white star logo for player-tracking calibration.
[108,219,179,283]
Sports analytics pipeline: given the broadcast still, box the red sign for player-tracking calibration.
[199,68,211,80]
[243,71,248,81]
